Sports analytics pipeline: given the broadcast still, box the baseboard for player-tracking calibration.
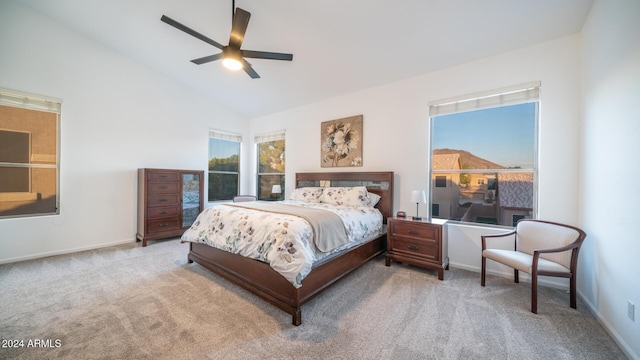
[0,238,136,265]
[578,290,638,360]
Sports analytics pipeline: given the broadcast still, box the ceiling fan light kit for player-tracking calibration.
[222,47,243,70]
[161,2,293,79]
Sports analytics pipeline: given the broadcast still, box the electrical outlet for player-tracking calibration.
[628,301,635,321]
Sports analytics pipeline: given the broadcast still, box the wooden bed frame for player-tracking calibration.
[187,171,394,325]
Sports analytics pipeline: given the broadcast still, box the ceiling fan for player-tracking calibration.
[160,1,293,79]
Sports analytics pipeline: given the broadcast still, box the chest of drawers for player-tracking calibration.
[385,217,449,280]
[136,168,203,246]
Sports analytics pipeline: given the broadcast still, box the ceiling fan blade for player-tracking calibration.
[191,53,222,65]
[161,15,224,50]
[229,8,251,49]
[241,59,260,79]
[242,50,293,61]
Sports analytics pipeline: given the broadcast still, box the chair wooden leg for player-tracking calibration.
[514,269,519,283]
[570,274,577,309]
[481,257,486,286]
[531,273,538,314]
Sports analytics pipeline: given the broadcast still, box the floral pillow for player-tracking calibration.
[320,186,370,207]
[289,187,323,203]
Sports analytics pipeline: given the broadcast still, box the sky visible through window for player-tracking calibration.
[432,102,535,168]
[208,138,239,159]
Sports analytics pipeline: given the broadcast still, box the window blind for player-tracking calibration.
[254,129,285,143]
[429,81,540,117]
[209,129,242,142]
[0,87,62,114]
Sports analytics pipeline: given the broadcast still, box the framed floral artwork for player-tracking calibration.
[321,115,363,167]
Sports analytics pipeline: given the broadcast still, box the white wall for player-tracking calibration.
[0,2,249,263]
[580,1,640,358]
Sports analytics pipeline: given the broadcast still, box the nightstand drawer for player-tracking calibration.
[390,222,440,241]
[392,237,438,259]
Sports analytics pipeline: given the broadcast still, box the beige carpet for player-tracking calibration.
[0,239,626,360]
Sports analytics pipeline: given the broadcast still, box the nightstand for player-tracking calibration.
[385,217,449,280]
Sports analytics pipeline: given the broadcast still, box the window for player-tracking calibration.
[435,176,447,188]
[208,130,241,201]
[429,82,539,226]
[432,203,440,217]
[256,131,285,201]
[0,88,61,219]
[512,214,526,226]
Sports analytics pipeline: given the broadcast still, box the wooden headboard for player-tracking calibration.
[295,172,394,223]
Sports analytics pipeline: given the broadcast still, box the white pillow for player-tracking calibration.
[367,192,381,207]
[289,187,323,203]
[320,186,370,207]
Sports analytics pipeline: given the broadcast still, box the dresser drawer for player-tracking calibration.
[148,194,180,207]
[147,218,180,233]
[391,236,438,259]
[147,206,180,219]
[390,221,440,241]
[148,182,180,194]
[148,172,180,182]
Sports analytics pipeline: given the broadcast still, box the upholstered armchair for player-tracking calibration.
[481,219,586,313]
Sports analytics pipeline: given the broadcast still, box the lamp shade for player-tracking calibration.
[411,190,426,203]
[271,185,282,194]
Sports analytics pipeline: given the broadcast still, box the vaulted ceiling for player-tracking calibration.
[22,0,594,118]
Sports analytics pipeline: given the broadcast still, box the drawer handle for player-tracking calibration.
[159,199,168,202]
[159,175,168,178]
[159,186,168,189]
[158,223,169,227]
[408,245,419,251]
[408,230,420,235]
[159,211,168,215]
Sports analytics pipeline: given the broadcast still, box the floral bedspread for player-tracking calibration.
[181,200,383,288]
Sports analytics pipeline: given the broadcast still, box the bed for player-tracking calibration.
[182,171,393,325]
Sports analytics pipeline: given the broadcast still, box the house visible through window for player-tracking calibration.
[208,130,241,201]
[429,82,539,226]
[256,131,285,201]
[0,87,61,219]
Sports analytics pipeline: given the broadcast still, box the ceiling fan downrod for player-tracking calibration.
[232,0,235,20]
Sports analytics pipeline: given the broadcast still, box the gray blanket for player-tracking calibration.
[225,202,349,252]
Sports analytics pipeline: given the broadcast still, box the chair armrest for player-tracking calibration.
[532,241,582,272]
[534,241,581,255]
[481,230,516,250]
[534,243,580,254]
